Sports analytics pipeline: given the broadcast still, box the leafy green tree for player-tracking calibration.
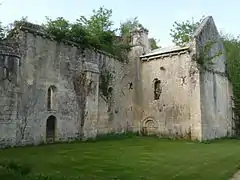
[170,16,205,46]
[0,22,4,40]
[119,17,143,44]
[78,7,114,33]
[76,6,116,49]
[44,7,116,50]
[43,7,160,60]
[43,7,131,60]
[149,38,160,50]
[44,17,71,40]
[0,3,3,40]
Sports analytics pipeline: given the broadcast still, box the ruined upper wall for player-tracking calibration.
[0,41,22,147]
[193,16,233,140]
[0,42,21,58]
[14,21,133,142]
[193,16,226,73]
[131,28,150,54]
[8,21,120,61]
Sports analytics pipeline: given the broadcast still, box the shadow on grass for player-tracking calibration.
[0,160,82,180]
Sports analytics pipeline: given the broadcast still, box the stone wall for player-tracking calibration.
[0,16,234,147]
[0,41,21,147]
[194,16,233,140]
[97,55,133,134]
[0,24,133,147]
[140,49,202,140]
[199,71,233,140]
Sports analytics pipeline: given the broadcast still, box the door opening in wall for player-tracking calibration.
[141,118,158,136]
[46,115,56,142]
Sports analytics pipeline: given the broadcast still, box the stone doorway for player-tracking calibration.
[141,118,158,136]
[46,115,56,142]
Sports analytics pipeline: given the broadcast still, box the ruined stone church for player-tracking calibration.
[0,16,233,148]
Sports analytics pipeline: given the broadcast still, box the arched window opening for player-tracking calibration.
[47,85,57,111]
[108,87,113,95]
[154,79,161,100]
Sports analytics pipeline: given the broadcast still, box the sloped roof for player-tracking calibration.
[140,45,189,59]
[140,16,217,60]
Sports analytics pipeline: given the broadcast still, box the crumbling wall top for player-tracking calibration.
[10,21,121,60]
[130,27,149,35]
[0,41,21,58]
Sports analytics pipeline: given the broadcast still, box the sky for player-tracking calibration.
[0,0,239,47]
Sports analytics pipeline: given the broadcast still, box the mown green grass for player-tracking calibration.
[0,137,240,179]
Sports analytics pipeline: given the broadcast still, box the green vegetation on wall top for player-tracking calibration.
[0,6,160,61]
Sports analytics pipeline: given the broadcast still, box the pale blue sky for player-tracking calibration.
[0,0,239,46]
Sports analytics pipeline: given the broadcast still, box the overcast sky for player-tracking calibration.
[0,0,239,47]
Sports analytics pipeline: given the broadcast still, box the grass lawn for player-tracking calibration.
[0,137,240,180]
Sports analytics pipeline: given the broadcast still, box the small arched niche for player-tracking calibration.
[108,86,113,94]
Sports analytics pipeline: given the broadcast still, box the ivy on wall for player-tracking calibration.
[223,35,240,135]
[196,40,223,71]
[170,16,240,135]
[99,70,113,98]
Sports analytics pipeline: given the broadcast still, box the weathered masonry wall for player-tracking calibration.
[97,55,134,134]
[140,50,202,140]
[15,30,83,145]
[0,42,21,147]
[200,71,232,140]
[0,16,234,147]
[0,82,19,147]
[129,29,150,133]
[194,16,233,140]
[0,24,133,147]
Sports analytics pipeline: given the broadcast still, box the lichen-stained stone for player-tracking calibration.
[0,16,234,148]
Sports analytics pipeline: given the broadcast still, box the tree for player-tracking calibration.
[0,22,4,40]
[0,3,3,40]
[119,17,143,44]
[76,6,116,49]
[221,34,240,134]
[43,8,159,60]
[78,6,114,33]
[44,6,117,52]
[44,17,71,40]
[170,16,205,46]
[149,38,160,50]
